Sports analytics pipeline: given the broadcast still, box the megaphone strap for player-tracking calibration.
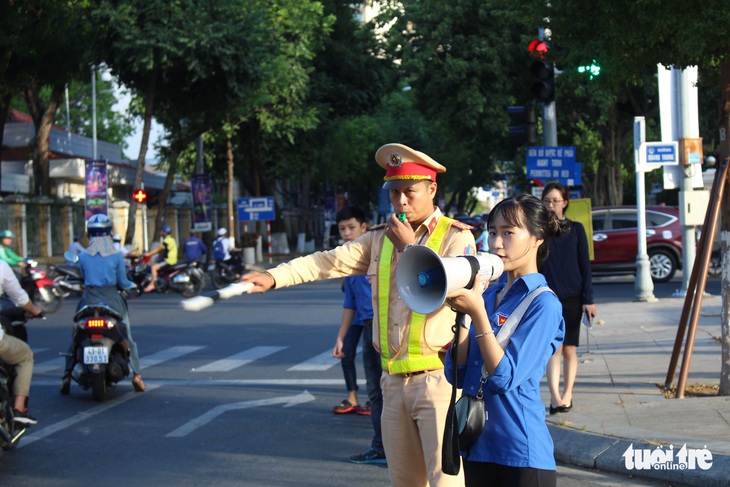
[459,255,481,289]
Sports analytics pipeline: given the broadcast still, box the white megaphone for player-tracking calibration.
[396,246,504,315]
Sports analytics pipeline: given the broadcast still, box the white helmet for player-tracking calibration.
[217,228,227,236]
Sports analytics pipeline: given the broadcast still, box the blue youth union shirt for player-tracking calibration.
[343,274,373,326]
[445,273,565,470]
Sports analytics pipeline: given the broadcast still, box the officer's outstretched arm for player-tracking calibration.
[241,270,275,293]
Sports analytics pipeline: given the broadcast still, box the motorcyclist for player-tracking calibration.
[60,214,146,394]
[112,234,130,257]
[143,225,178,293]
[0,260,44,425]
[66,234,86,264]
[0,230,27,274]
[213,228,242,278]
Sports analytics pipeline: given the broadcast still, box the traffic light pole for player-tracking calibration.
[543,101,557,146]
[141,183,148,252]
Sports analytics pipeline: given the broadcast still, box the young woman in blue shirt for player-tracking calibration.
[445,194,565,487]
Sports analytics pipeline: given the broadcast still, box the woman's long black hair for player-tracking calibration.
[487,194,562,267]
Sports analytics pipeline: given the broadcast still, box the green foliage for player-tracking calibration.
[374,0,536,207]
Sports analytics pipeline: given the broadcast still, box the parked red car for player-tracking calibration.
[590,206,683,282]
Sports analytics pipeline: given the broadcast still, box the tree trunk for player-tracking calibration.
[718,58,730,396]
[226,137,235,238]
[125,73,157,244]
[26,82,62,196]
[154,151,179,241]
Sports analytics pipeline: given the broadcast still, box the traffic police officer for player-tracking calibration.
[242,143,475,486]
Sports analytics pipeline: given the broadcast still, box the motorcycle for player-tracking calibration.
[20,258,63,314]
[709,248,722,278]
[127,255,205,298]
[48,262,84,299]
[68,301,131,402]
[210,250,244,290]
[0,307,43,450]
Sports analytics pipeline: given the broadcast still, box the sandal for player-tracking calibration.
[332,399,359,414]
[132,374,146,392]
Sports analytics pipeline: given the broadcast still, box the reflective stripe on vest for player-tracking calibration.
[378,216,454,374]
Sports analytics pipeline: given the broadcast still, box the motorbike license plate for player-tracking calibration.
[83,346,109,364]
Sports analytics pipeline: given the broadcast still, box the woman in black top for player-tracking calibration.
[540,183,597,414]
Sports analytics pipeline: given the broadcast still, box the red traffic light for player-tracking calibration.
[528,39,549,59]
[132,189,148,204]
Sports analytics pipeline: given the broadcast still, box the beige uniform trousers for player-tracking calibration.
[0,334,34,397]
[381,369,464,487]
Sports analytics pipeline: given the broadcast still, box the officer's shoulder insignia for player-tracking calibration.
[451,220,473,231]
[428,218,438,234]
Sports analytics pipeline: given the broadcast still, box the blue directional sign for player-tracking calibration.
[526,146,580,186]
[238,196,275,222]
[644,142,678,166]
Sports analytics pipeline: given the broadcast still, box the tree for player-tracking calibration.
[375,0,534,212]
[542,0,730,394]
[94,0,282,241]
[138,0,332,240]
[0,1,97,196]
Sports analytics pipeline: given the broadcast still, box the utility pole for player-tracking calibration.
[658,65,702,296]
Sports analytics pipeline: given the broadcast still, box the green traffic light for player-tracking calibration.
[577,60,601,79]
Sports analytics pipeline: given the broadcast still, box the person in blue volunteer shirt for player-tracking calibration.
[183,232,208,265]
[330,206,385,465]
[445,194,565,487]
[60,214,145,394]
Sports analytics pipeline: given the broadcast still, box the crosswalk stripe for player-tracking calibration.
[287,346,362,371]
[34,357,65,374]
[139,346,204,370]
[193,346,287,372]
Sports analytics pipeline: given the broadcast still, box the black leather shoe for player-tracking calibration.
[549,402,572,415]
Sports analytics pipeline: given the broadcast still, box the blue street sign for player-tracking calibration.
[644,142,678,166]
[526,146,580,186]
[526,146,577,181]
[238,196,276,222]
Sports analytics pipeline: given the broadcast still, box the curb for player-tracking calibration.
[549,425,730,487]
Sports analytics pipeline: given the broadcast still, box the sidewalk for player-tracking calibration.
[544,292,730,486]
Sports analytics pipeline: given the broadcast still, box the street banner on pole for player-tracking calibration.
[85,160,108,220]
[191,174,213,232]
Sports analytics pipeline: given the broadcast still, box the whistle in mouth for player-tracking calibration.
[398,213,407,222]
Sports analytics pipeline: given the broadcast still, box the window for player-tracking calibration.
[610,212,637,230]
[646,211,674,228]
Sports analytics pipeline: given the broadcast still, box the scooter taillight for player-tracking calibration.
[84,319,112,329]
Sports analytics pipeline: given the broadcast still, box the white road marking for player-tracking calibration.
[139,345,204,369]
[166,390,316,438]
[18,384,162,448]
[34,357,65,374]
[193,346,287,372]
[287,346,361,371]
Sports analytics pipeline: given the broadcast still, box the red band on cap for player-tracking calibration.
[384,162,437,182]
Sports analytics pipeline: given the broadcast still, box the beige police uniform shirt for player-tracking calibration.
[268,207,476,373]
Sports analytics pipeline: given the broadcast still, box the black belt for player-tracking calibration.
[396,370,428,378]
[363,319,373,328]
